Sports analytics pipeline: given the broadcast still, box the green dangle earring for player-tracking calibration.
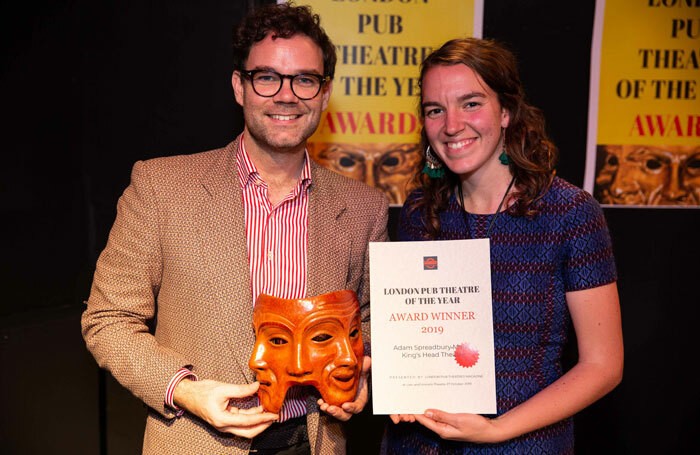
[422,145,446,178]
[498,148,510,165]
[499,128,510,165]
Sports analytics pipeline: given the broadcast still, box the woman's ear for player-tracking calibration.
[501,108,510,129]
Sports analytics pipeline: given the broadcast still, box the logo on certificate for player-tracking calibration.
[423,256,437,270]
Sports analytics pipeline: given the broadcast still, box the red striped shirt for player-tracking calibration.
[165,368,198,416]
[237,138,310,421]
[164,139,311,421]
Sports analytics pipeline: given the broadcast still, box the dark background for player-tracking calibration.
[1,1,697,453]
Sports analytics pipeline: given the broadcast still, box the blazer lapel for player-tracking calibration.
[197,137,256,383]
[307,162,351,298]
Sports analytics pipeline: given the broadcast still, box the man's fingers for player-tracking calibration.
[317,399,353,421]
[320,404,352,421]
[235,405,269,415]
[389,414,416,423]
[341,378,368,413]
[221,381,260,399]
[319,393,363,419]
[213,410,278,429]
[349,376,369,408]
[340,403,359,414]
[334,355,371,417]
[221,420,275,439]
[361,355,371,374]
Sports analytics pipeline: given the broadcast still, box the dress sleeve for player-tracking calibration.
[561,191,617,292]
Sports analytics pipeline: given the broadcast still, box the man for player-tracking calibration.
[82,4,388,454]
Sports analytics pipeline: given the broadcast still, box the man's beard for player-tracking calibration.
[244,109,320,154]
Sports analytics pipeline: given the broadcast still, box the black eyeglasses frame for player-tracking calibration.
[239,69,330,100]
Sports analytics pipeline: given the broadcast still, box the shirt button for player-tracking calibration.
[267,251,273,261]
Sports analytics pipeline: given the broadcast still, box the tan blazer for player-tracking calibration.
[82,135,389,454]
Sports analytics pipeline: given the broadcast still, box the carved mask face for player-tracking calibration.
[596,145,700,205]
[249,290,364,413]
[307,142,421,204]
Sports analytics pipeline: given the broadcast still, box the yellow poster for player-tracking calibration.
[585,0,700,207]
[299,0,483,204]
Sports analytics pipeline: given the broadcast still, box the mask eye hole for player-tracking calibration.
[645,158,662,171]
[349,328,359,338]
[381,156,400,168]
[339,156,357,168]
[269,337,287,345]
[687,157,700,171]
[312,333,332,342]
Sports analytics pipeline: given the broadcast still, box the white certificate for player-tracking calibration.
[370,239,496,415]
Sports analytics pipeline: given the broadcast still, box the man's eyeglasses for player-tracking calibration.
[239,70,330,100]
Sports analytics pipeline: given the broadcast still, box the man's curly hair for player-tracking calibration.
[232,2,337,79]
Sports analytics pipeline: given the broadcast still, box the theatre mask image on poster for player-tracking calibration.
[594,144,700,206]
[308,142,421,205]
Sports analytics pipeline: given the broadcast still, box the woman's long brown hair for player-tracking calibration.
[407,38,556,238]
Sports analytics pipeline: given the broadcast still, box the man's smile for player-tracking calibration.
[268,114,302,121]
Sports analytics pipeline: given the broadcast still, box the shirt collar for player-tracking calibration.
[236,134,313,194]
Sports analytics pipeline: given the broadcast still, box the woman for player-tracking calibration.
[384,38,623,454]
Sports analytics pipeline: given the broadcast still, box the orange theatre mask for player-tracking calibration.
[249,290,364,413]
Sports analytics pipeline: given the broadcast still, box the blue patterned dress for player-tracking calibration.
[383,177,617,455]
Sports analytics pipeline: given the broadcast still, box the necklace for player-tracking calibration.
[457,175,516,239]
